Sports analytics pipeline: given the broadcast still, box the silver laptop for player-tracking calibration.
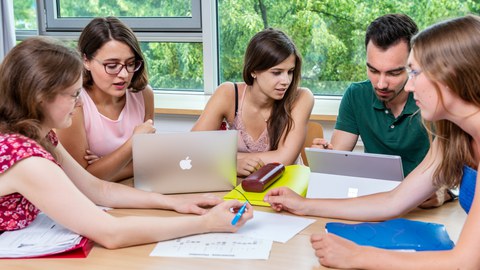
[305,148,404,199]
[133,130,237,194]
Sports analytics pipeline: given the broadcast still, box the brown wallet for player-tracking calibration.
[241,162,285,192]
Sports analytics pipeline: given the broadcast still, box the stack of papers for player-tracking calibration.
[0,213,89,258]
[152,233,272,259]
[150,211,315,259]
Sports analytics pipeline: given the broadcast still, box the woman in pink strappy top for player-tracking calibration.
[192,29,314,177]
[57,17,155,182]
[0,37,251,246]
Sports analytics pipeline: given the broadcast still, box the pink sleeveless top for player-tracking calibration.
[0,131,60,231]
[229,89,270,153]
[228,84,302,164]
[80,89,145,157]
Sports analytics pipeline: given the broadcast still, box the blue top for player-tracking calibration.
[459,165,477,213]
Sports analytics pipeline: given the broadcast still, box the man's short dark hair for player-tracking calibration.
[365,14,418,51]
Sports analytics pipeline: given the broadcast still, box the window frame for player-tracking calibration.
[38,0,202,33]
[30,0,332,116]
[35,0,218,94]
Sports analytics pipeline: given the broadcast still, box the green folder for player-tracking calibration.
[224,165,310,206]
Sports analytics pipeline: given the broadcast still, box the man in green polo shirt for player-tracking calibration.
[312,14,453,207]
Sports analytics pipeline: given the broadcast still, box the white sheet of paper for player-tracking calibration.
[0,213,82,258]
[236,211,316,243]
[150,233,272,259]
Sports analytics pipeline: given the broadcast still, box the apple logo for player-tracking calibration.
[179,156,192,170]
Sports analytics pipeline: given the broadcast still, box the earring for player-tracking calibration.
[252,74,256,79]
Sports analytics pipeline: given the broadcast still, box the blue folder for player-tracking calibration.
[325,218,454,251]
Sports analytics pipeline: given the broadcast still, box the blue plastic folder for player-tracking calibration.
[326,218,454,251]
[224,165,310,206]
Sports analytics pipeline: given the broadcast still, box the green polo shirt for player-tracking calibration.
[335,80,430,176]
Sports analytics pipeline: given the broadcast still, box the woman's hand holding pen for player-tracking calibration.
[312,138,333,149]
[166,193,223,215]
[203,200,253,233]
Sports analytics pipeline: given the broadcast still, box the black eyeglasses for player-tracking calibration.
[92,58,143,75]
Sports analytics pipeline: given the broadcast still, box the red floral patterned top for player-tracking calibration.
[0,131,60,231]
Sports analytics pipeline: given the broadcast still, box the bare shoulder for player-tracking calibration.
[213,81,238,98]
[297,87,314,99]
[141,85,154,101]
[294,87,314,106]
[209,81,242,105]
[141,85,155,120]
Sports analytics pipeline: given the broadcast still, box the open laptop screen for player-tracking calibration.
[305,148,404,181]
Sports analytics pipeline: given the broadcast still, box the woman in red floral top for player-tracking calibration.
[0,37,252,248]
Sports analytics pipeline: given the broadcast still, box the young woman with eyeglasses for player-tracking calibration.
[57,16,155,182]
[0,37,252,247]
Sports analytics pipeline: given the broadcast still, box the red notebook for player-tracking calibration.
[31,237,93,259]
[1,237,93,259]
[0,213,94,259]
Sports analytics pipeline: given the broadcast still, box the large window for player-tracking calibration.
[217,0,480,95]
[17,0,209,92]
[41,0,201,32]
[13,1,480,96]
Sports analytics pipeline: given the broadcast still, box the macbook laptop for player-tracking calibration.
[133,130,237,194]
[305,148,404,199]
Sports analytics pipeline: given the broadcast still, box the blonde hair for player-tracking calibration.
[412,15,480,188]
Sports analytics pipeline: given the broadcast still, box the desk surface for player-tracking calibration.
[1,198,465,270]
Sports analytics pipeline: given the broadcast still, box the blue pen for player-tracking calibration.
[231,202,248,225]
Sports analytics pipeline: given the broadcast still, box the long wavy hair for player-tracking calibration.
[0,37,83,155]
[79,16,148,92]
[412,15,480,188]
[242,28,302,150]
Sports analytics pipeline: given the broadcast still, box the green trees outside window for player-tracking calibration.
[13,0,480,95]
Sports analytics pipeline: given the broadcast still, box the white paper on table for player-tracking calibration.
[236,211,316,243]
[150,233,272,259]
[0,213,82,258]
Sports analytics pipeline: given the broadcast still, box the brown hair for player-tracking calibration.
[412,15,480,188]
[78,16,148,92]
[242,28,302,150]
[0,37,83,154]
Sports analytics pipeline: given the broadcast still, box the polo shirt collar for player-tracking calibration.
[372,92,418,116]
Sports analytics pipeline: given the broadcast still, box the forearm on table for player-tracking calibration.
[92,180,173,210]
[305,193,410,221]
[94,215,208,249]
